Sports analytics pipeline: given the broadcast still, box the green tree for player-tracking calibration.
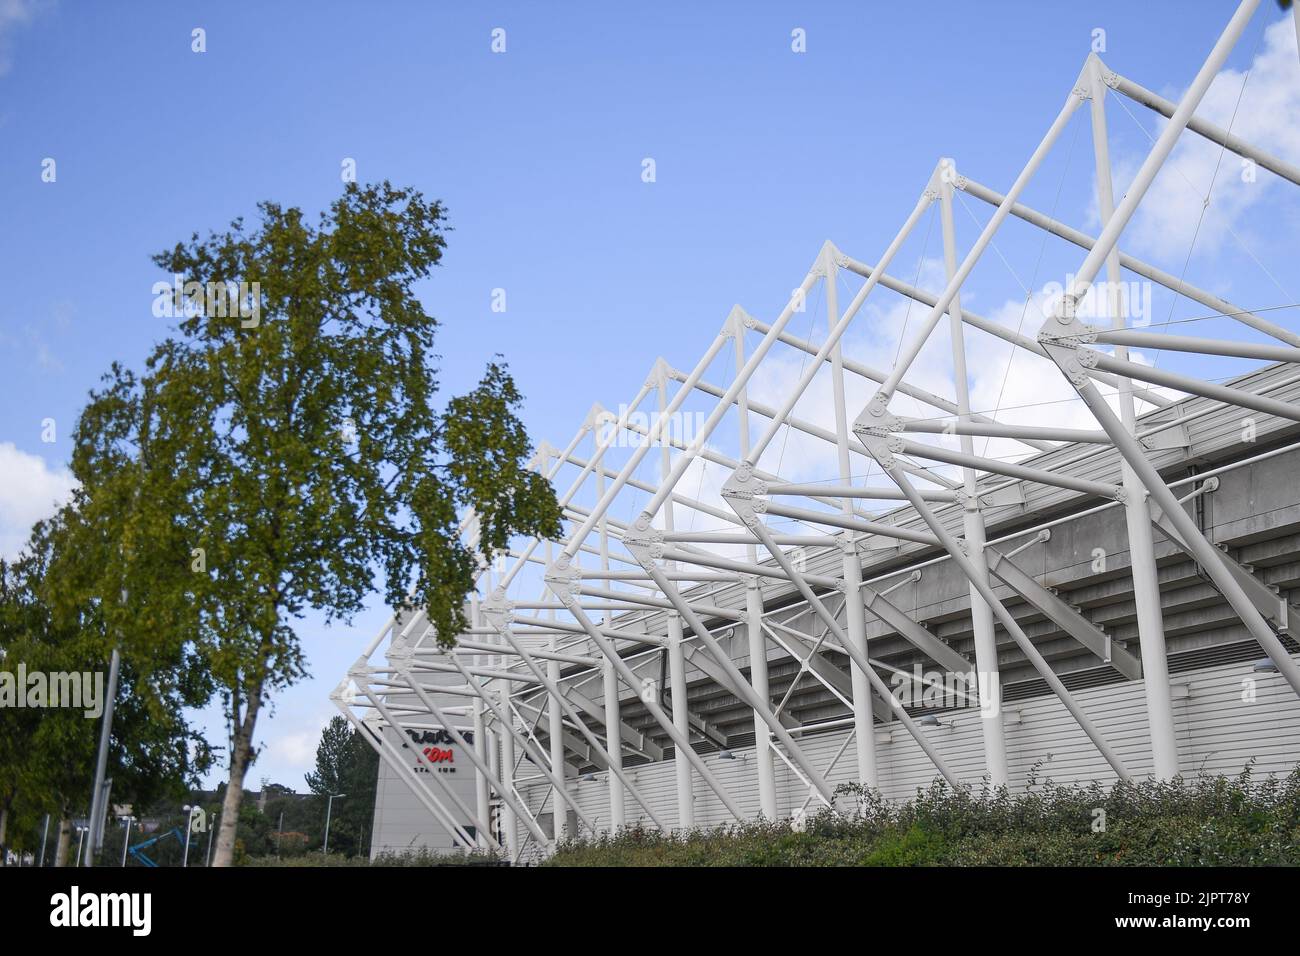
[261,785,317,855]
[0,506,212,864]
[305,715,379,856]
[73,181,562,866]
[0,556,46,858]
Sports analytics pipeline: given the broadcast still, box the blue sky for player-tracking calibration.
[2,1,1298,790]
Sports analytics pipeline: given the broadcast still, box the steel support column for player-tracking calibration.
[395,658,553,849]
[667,618,696,828]
[1042,342,1300,697]
[482,610,670,829]
[498,687,519,857]
[939,165,1009,786]
[445,654,595,834]
[1087,55,1179,779]
[853,434,1133,780]
[744,578,779,819]
[824,244,880,788]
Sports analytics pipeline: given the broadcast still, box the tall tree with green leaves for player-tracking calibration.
[0,505,212,864]
[304,716,354,800]
[0,556,44,857]
[74,181,562,865]
[305,715,379,856]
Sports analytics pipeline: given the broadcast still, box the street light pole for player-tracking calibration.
[181,805,198,868]
[205,812,218,867]
[323,793,346,855]
[119,816,135,867]
[85,645,121,866]
[75,826,88,868]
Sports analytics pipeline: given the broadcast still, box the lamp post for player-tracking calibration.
[323,793,346,855]
[75,826,89,867]
[181,805,201,868]
[119,815,136,867]
[205,812,219,867]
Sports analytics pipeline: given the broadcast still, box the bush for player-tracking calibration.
[546,766,1300,867]
[241,848,505,867]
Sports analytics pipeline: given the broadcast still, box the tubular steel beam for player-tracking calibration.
[332,695,480,851]
[393,652,555,848]
[482,603,672,829]
[541,562,749,821]
[957,175,1300,349]
[855,430,1133,781]
[620,535,838,805]
[723,469,965,787]
[444,656,593,836]
[1085,51,1179,780]
[983,546,1143,680]
[1043,335,1300,697]
[1100,57,1300,188]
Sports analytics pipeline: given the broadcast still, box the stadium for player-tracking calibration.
[334,1,1300,862]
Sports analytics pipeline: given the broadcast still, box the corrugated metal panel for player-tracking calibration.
[504,655,1300,846]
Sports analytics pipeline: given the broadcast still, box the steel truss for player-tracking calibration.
[337,0,1300,858]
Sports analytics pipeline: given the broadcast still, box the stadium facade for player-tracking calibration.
[340,0,1300,862]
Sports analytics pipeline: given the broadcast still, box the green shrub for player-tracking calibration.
[241,847,505,867]
[545,766,1300,867]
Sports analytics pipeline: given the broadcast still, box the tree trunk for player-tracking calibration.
[212,691,263,867]
[54,816,72,867]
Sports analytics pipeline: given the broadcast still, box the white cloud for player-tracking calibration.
[0,442,76,560]
[251,705,341,788]
[652,446,760,557]
[1125,16,1300,262]
[261,727,324,776]
[0,0,48,77]
[527,25,1296,591]
[738,261,1166,496]
[552,260,1186,594]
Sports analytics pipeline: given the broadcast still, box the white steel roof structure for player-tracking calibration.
[335,0,1300,860]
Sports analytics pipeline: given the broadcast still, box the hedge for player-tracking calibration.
[545,765,1300,866]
